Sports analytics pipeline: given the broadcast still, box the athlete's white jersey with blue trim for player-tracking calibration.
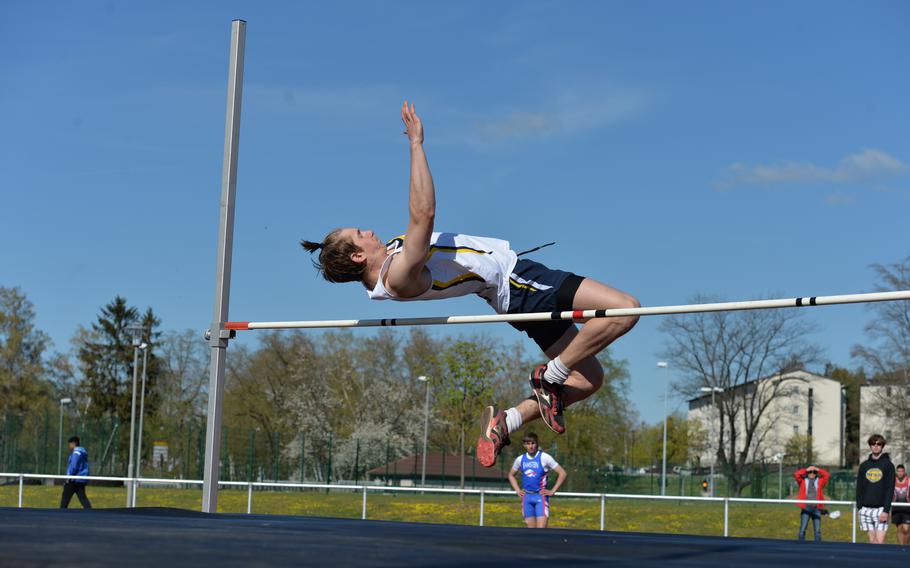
[367,232,518,313]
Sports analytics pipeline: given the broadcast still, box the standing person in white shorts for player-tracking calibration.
[856,433,896,544]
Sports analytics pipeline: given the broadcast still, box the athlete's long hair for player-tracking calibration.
[300,228,366,283]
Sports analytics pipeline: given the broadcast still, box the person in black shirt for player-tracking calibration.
[856,433,895,544]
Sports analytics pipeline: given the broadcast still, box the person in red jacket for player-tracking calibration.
[794,465,830,541]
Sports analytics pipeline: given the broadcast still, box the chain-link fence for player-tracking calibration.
[1,411,860,498]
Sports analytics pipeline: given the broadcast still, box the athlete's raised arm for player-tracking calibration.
[385,101,435,297]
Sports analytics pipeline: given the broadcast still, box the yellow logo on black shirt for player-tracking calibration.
[866,468,883,483]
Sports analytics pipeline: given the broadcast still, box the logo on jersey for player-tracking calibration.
[523,468,539,478]
[866,468,883,483]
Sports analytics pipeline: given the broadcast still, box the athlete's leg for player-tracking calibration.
[513,326,604,425]
[75,485,92,509]
[528,279,638,433]
[538,495,550,528]
[797,510,809,540]
[532,496,548,528]
[59,483,75,509]
[480,279,636,461]
[556,278,639,368]
[523,495,543,527]
[899,523,910,545]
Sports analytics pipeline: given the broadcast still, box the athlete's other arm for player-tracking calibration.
[540,465,567,496]
[384,101,435,298]
[508,467,525,497]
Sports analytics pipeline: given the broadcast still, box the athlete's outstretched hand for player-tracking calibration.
[401,101,423,146]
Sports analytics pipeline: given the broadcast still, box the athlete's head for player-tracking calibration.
[868,433,886,456]
[68,435,80,450]
[301,228,378,283]
[522,432,539,454]
[898,465,906,480]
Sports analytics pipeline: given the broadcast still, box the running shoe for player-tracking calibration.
[476,405,510,468]
[529,364,566,434]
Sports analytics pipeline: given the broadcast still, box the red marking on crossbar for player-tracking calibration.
[225,321,250,330]
[572,310,584,319]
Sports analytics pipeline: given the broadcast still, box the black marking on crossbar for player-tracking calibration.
[595,310,606,317]
[551,311,561,320]
[796,298,803,307]
[810,297,817,306]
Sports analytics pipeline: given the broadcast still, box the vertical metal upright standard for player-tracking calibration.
[657,362,668,496]
[126,335,142,507]
[202,19,246,513]
[136,345,149,483]
[418,376,430,486]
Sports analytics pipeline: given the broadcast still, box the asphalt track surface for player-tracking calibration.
[1,507,907,567]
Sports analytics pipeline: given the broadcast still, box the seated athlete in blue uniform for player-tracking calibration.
[507,432,567,528]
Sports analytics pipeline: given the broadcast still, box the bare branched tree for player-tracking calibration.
[661,296,821,495]
[852,257,910,459]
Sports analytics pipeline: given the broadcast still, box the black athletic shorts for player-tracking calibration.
[506,258,584,352]
[892,509,910,525]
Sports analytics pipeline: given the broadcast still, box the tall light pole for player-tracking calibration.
[135,342,149,498]
[58,398,73,474]
[417,376,430,486]
[657,362,669,496]
[126,324,145,507]
[774,452,784,499]
[700,386,724,497]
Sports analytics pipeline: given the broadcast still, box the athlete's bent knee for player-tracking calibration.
[618,294,640,332]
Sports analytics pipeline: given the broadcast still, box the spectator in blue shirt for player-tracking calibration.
[60,436,92,509]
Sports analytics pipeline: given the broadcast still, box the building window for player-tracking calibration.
[792,405,800,415]
[793,425,799,434]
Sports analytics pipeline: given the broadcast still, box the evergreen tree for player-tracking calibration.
[827,365,864,466]
[76,296,161,424]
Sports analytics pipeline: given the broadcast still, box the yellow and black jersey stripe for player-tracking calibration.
[432,273,486,291]
[385,235,492,259]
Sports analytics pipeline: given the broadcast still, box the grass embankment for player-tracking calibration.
[0,484,859,542]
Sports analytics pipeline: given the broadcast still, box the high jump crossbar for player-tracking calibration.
[225,290,910,331]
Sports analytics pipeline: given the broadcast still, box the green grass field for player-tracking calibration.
[1,483,876,543]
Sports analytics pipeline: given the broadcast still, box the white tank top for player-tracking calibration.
[367,232,518,313]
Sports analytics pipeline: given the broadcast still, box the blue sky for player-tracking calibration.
[2,2,908,424]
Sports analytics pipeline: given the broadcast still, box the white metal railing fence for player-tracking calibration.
[5,472,909,543]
